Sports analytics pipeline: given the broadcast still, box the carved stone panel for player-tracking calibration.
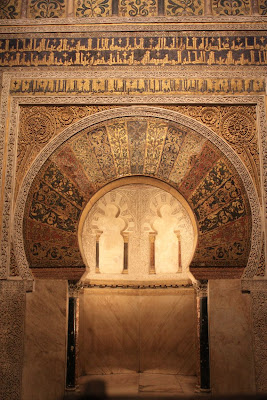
[0,280,25,400]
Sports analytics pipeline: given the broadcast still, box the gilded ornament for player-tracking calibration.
[28,0,66,18]
[259,0,267,14]
[22,111,56,145]
[200,107,220,127]
[222,112,255,144]
[75,0,112,17]
[57,107,76,126]
[165,0,204,15]
[212,0,251,15]
[118,0,158,16]
[0,0,21,18]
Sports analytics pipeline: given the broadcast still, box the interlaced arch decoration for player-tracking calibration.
[13,106,261,281]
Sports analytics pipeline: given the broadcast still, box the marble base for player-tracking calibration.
[75,373,198,398]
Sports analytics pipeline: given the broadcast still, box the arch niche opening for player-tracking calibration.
[77,177,198,385]
[78,177,198,283]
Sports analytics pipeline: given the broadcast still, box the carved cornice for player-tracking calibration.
[0,17,266,34]
[70,280,193,292]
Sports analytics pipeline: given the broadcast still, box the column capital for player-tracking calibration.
[122,231,130,242]
[95,230,103,241]
[149,231,157,242]
[193,280,208,297]
[68,282,81,298]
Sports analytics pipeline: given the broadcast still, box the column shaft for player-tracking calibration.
[66,297,77,389]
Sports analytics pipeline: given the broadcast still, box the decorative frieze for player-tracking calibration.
[1,0,265,18]
[1,34,267,67]
[10,78,265,96]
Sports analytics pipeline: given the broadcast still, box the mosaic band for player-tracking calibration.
[1,0,266,19]
[10,78,265,95]
[1,35,267,67]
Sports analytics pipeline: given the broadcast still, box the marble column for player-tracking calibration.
[122,232,129,274]
[66,285,79,390]
[95,230,102,274]
[195,280,210,392]
[175,230,182,273]
[149,232,156,274]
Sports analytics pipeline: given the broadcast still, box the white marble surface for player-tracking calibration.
[79,288,196,376]
[209,279,256,395]
[74,373,200,398]
[22,279,68,400]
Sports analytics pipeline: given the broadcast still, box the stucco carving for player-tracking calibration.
[81,184,195,280]
[0,280,25,400]
[0,69,265,280]
[250,287,267,392]
[10,106,261,280]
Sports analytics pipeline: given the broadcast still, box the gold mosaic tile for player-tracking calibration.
[258,0,267,14]
[165,0,204,16]
[0,0,21,18]
[211,0,251,15]
[28,0,67,18]
[118,0,158,17]
[75,0,112,17]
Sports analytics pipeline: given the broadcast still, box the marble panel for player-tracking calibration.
[208,279,256,395]
[139,373,183,393]
[77,372,198,397]
[79,288,196,376]
[78,373,139,396]
[79,288,139,374]
[139,288,196,375]
[22,279,68,400]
